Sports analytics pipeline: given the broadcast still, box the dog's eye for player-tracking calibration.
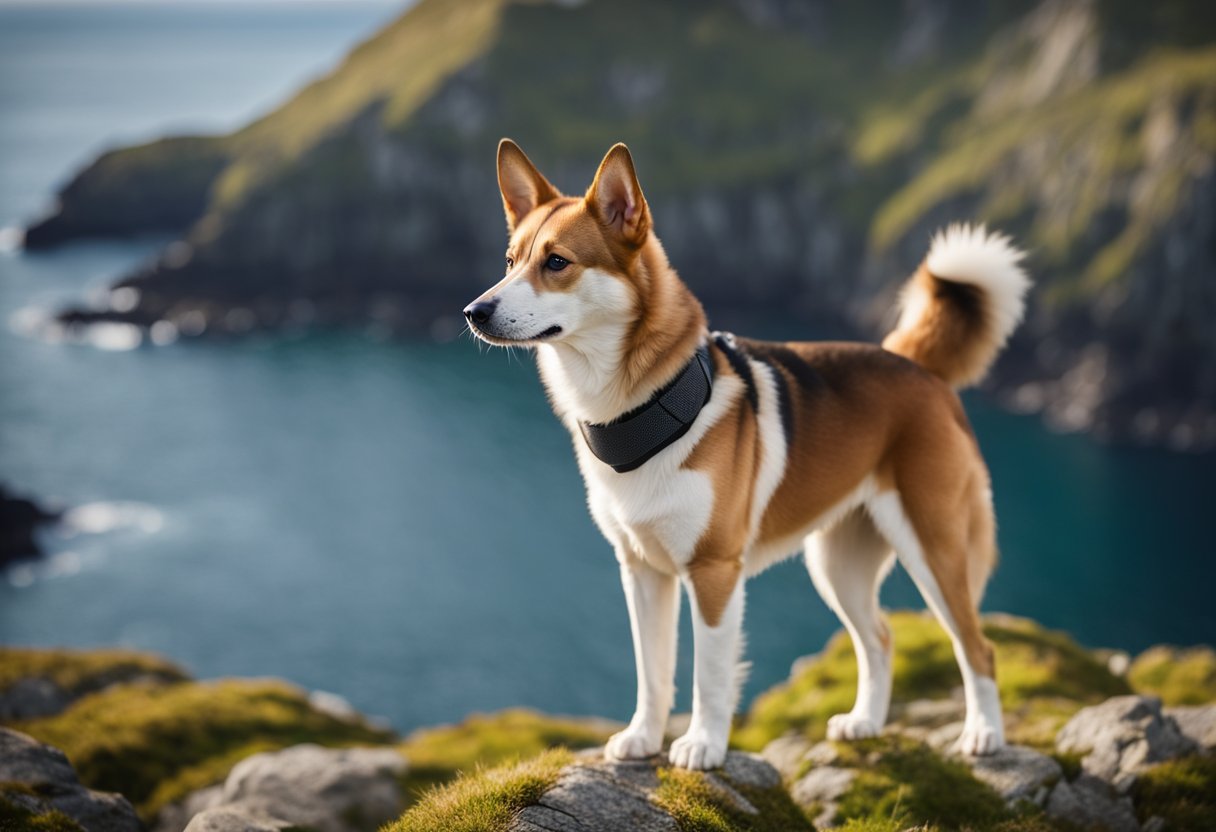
[505,256,514,270]
[546,254,569,272]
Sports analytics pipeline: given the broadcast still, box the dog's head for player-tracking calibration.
[463,140,653,348]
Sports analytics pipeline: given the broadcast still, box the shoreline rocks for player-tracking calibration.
[0,727,140,832]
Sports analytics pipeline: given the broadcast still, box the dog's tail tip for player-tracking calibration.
[882,223,1031,388]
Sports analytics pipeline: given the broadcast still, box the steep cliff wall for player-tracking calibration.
[31,0,1216,449]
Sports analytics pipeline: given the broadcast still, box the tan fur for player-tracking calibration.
[883,262,1004,388]
[682,351,761,625]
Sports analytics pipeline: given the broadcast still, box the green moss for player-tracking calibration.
[1051,751,1084,782]
[386,748,571,832]
[654,766,815,832]
[14,679,393,822]
[734,612,1128,751]
[396,708,612,801]
[1128,645,1216,705]
[831,737,1009,830]
[0,647,186,701]
[0,789,84,832]
[1132,755,1216,832]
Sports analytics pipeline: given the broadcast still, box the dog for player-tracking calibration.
[464,139,1029,769]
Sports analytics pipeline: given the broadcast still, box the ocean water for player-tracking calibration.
[1,2,1213,734]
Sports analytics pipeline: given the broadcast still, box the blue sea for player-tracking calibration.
[1,2,1213,734]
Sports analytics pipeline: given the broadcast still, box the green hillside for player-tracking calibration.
[30,0,1216,450]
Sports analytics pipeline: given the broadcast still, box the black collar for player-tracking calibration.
[579,344,714,473]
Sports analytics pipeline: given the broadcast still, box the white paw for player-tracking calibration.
[668,729,727,770]
[956,723,1004,756]
[826,713,880,741]
[605,727,661,761]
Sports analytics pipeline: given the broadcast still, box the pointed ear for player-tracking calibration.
[585,143,650,245]
[497,139,560,232]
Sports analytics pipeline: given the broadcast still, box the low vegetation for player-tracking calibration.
[0,646,186,698]
[1132,754,1216,831]
[12,679,392,821]
[734,612,1129,751]
[386,748,571,832]
[0,784,84,832]
[655,766,815,832]
[1128,645,1216,705]
[396,708,613,800]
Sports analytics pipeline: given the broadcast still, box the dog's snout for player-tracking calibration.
[463,299,498,326]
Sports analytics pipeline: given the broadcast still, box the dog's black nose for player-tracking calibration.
[463,299,498,326]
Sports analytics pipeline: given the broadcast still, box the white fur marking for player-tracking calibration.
[867,491,1005,755]
[919,223,1030,349]
[671,578,745,770]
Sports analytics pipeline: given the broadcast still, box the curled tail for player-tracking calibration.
[883,224,1030,388]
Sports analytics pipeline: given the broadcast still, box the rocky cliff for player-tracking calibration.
[2,616,1214,831]
[26,0,1216,450]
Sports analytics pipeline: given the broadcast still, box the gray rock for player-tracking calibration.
[720,751,782,790]
[1045,774,1140,832]
[184,806,291,832]
[511,760,678,832]
[509,751,784,832]
[789,766,856,828]
[1056,695,1198,782]
[0,676,71,721]
[1165,704,1216,752]
[966,745,1062,803]
[214,744,408,832]
[0,727,140,832]
[152,785,225,832]
[760,733,814,779]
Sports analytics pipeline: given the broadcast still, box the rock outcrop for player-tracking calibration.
[0,484,61,569]
[25,0,1216,451]
[180,745,409,832]
[1055,695,1198,784]
[0,727,140,832]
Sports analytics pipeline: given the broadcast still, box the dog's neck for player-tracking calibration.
[537,239,707,426]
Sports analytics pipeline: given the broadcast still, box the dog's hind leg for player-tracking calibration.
[605,548,681,761]
[805,508,896,740]
[868,487,1004,756]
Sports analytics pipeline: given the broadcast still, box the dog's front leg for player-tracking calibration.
[670,562,745,770]
[605,550,680,761]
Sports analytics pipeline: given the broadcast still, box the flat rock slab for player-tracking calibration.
[966,744,1062,803]
[509,751,781,832]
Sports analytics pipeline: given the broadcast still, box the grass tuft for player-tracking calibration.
[1128,645,1216,705]
[654,765,815,832]
[386,747,571,832]
[1132,754,1216,832]
[396,708,613,801]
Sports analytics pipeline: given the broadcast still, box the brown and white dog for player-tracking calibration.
[464,140,1030,769]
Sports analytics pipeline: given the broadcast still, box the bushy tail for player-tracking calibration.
[883,224,1030,388]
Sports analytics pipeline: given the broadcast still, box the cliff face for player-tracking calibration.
[31,0,1216,450]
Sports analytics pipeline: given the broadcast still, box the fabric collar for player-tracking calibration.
[579,343,714,473]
